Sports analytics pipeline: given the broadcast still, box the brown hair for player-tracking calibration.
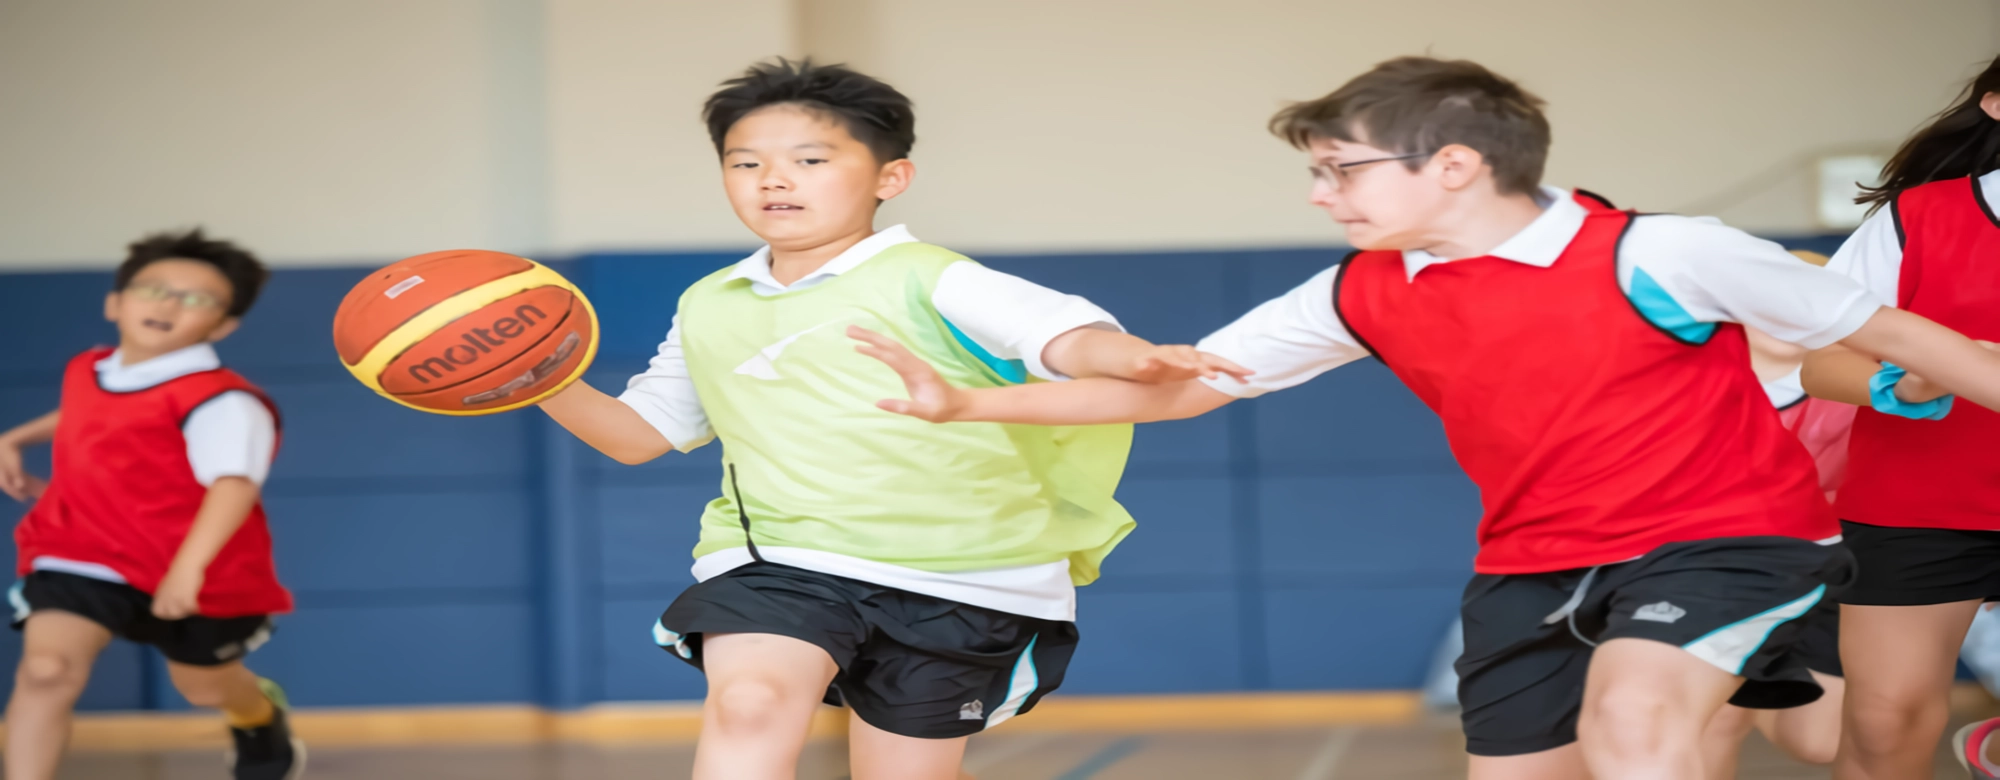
[1856,53,2000,214]
[1270,57,1551,195]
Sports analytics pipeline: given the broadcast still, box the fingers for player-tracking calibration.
[1132,346,1257,383]
[151,600,190,621]
[849,326,930,375]
[1199,352,1255,383]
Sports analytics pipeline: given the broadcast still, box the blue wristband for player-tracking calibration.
[1869,362,1954,420]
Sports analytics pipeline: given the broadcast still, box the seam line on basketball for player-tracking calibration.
[347,264,581,392]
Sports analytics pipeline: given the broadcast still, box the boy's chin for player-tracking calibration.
[116,330,209,355]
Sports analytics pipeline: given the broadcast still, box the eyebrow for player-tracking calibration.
[722,142,836,156]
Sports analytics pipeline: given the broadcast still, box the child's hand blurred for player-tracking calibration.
[1124,345,1254,385]
[851,326,968,423]
[151,565,204,620]
[0,439,42,503]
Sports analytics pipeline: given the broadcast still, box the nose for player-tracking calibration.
[759,168,792,192]
[1309,178,1340,208]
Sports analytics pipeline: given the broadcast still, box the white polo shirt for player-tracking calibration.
[33,343,276,584]
[618,225,1122,621]
[1195,187,1883,398]
[1825,169,2000,307]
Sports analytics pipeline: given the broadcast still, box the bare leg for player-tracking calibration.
[1467,743,1590,780]
[3,610,113,780]
[1578,638,1741,780]
[846,709,970,780]
[1835,601,1979,780]
[1699,704,1757,779]
[1761,671,1843,765]
[166,660,276,726]
[692,633,840,780]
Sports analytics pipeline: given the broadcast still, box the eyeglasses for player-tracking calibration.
[124,282,227,311]
[1308,152,1434,189]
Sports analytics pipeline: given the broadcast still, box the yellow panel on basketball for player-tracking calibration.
[333,251,599,416]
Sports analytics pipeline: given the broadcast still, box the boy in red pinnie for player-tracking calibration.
[0,229,302,780]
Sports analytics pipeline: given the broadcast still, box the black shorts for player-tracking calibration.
[1456,537,1854,757]
[655,562,1077,739]
[1792,597,1842,678]
[1839,520,2000,606]
[8,571,274,667]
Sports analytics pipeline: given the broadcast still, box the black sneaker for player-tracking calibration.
[227,678,305,780]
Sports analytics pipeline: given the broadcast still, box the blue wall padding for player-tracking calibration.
[0,235,1850,709]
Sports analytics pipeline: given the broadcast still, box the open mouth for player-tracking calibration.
[141,319,173,332]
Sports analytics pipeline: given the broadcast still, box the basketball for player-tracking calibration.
[333,250,598,415]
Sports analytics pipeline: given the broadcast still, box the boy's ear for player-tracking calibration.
[1432,144,1489,192]
[205,317,242,344]
[875,158,915,202]
[104,291,120,323]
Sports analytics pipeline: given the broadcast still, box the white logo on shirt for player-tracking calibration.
[959,699,985,721]
[1634,601,1687,624]
[734,321,838,380]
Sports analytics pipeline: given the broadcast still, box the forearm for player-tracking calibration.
[1040,328,1152,380]
[1800,343,1881,407]
[1,410,58,447]
[954,377,1233,425]
[1838,307,2000,410]
[537,380,674,464]
[169,477,260,574]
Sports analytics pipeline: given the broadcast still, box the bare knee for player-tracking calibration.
[1583,685,1692,759]
[1779,730,1838,766]
[14,653,88,696]
[1844,692,1945,756]
[707,678,804,736]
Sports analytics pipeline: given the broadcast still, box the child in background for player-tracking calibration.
[1797,53,2000,780]
[0,229,301,780]
[852,57,2000,780]
[534,59,1238,780]
[1701,250,1857,779]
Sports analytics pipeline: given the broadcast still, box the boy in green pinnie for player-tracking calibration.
[535,59,1244,780]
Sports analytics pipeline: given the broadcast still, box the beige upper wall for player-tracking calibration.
[841,0,1998,251]
[1,0,1994,267]
[0,0,547,267]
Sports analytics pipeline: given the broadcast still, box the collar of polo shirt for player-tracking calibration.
[1400,187,1587,281]
[728,224,921,292]
[96,343,223,392]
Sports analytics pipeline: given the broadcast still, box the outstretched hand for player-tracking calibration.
[849,326,968,422]
[1126,344,1254,384]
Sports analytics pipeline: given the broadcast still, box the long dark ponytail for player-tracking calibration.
[1859,54,2000,214]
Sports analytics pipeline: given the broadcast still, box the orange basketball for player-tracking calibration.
[333,250,598,415]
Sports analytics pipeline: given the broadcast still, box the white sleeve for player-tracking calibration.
[931,262,1123,382]
[184,391,277,486]
[616,314,715,452]
[1823,207,1904,308]
[1619,215,1881,349]
[1193,265,1371,398]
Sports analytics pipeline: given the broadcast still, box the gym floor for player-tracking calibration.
[42,713,1991,779]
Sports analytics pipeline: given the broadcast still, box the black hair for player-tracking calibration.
[114,228,269,317]
[1270,56,1551,196]
[703,58,916,164]
[1859,53,2000,214]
